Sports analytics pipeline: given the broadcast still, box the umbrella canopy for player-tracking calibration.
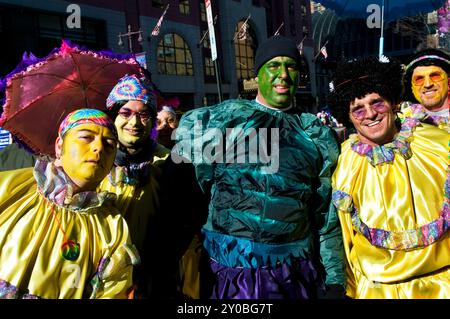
[0,41,143,157]
[316,0,447,23]
[316,0,447,56]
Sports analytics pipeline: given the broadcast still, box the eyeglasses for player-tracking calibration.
[350,101,390,120]
[412,71,445,86]
[118,109,151,122]
[157,117,177,126]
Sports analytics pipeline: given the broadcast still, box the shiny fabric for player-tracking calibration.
[332,120,450,299]
[207,257,323,299]
[98,142,170,252]
[0,40,142,157]
[203,229,313,268]
[400,102,449,131]
[176,99,345,295]
[0,163,136,299]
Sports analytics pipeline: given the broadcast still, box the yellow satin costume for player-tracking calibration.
[0,162,138,299]
[332,113,449,299]
[98,143,169,252]
[400,102,449,132]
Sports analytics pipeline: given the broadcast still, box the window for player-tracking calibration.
[157,33,193,76]
[234,21,256,79]
[152,0,165,9]
[301,5,308,20]
[200,2,206,22]
[200,30,210,48]
[36,12,106,53]
[302,25,308,37]
[288,0,295,15]
[205,93,220,106]
[179,0,190,15]
[0,6,106,76]
[204,57,215,76]
[290,23,296,36]
[301,5,307,14]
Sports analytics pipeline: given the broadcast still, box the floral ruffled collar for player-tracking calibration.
[33,159,116,212]
[350,108,425,165]
[409,103,449,127]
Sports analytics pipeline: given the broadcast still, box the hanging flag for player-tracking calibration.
[198,15,218,46]
[273,22,284,36]
[151,4,170,36]
[297,35,306,55]
[234,14,251,42]
[237,21,248,41]
[297,42,303,54]
[320,45,328,59]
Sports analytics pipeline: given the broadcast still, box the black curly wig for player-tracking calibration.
[403,48,450,103]
[327,56,404,128]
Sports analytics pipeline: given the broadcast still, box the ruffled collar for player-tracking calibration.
[350,112,423,166]
[33,159,116,212]
[109,139,156,186]
[252,99,295,118]
[409,103,449,127]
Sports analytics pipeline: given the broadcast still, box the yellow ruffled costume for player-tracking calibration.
[98,143,169,251]
[400,102,449,132]
[0,161,138,299]
[332,115,449,299]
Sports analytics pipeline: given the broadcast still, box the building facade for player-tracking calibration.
[0,0,314,113]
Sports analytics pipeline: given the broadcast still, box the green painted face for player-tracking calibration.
[256,56,299,109]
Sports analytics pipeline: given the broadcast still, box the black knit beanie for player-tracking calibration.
[254,36,301,74]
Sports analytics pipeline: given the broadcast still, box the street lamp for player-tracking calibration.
[118,24,144,52]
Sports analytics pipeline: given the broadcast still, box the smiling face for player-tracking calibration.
[156,110,178,148]
[256,56,299,109]
[115,100,152,149]
[349,93,398,146]
[56,123,117,192]
[411,65,449,112]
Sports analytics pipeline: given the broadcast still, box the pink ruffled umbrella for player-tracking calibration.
[0,40,143,157]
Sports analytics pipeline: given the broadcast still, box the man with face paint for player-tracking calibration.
[174,36,345,299]
[100,74,170,298]
[0,109,137,299]
[329,56,449,299]
[156,105,179,149]
[401,48,450,130]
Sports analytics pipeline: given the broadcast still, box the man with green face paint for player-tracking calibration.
[173,36,345,299]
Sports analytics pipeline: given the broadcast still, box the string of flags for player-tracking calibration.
[320,45,328,59]
[151,4,170,36]
[297,35,307,55]
[234,14,251,42]
[273,22,284,36]
[198,15,218,46]
[314,40,329,61]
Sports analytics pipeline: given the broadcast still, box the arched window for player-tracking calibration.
[234,20,256,79]
[157,33,193,76]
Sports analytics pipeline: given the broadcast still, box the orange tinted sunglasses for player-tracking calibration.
[412,71,445,86]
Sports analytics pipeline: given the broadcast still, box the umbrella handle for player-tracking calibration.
[379,0,385,58]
